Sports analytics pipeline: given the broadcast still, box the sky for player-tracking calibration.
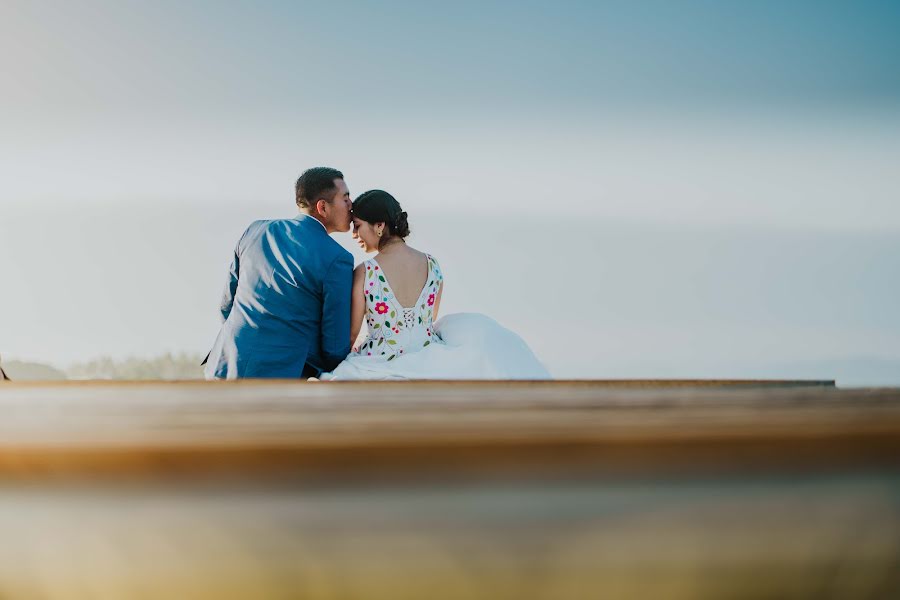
[1,1,899,383]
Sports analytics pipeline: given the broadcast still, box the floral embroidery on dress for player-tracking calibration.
[355,254,443,361]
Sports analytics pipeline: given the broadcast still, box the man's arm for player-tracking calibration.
[220,226,252,321]
[219,246,240,321]
[320,252,354,371]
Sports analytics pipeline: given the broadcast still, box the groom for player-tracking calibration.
[204,167,354,379]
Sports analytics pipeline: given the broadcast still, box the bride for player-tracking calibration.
[321,190,550,380]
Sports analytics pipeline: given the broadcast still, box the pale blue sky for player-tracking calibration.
[1,1,899,382]
[3,0,900,117]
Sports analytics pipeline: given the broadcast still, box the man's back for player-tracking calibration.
[205,215,353,379]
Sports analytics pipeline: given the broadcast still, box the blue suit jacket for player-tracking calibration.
[204,215,353,379]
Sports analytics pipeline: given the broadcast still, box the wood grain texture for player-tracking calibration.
[0,381,897,598]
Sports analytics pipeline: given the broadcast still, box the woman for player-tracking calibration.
[321,190,550,380]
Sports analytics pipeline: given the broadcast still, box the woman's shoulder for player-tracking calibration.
[411,248,442,275]
[372,246,431,264]
[400,248,442,280]
[401,246,440,265]
[371,247,442,280]
[357,258,378,277]
[423,252,443,279]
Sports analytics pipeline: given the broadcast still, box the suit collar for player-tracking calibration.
[296,213,328,233]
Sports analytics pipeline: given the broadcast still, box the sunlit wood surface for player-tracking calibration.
[0,380,897,599]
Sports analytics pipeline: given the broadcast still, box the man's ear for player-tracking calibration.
[315,199,328,218]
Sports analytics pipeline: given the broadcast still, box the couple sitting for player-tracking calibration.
[203,167,549,380]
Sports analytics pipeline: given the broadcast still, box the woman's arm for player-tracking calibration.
[349,263,367,348]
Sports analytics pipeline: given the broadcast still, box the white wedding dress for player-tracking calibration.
[321,255,550,380]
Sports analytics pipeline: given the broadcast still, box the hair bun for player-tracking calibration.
[394,211,410,238]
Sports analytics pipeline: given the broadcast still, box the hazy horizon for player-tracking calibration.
[3,209,899,385]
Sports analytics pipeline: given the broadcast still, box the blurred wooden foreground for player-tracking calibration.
[0,379,898,599]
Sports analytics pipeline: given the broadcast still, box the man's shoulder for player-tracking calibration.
[243,216,351,262]
[242,218,273,237]
[250,217,316,240]
[323,238,353,266]
[233,219,271,248]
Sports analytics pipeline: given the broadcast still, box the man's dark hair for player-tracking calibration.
[295,167,344,209]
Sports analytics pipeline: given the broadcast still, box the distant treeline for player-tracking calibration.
[2,353,205,381]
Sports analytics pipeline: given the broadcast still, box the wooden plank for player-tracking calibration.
[0,382,896,598]
[0,382,892,477]
[1,377,836,387]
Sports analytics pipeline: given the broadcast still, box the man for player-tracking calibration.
[204,167,354,379]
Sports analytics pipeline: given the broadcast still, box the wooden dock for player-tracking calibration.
[0,380,897,599]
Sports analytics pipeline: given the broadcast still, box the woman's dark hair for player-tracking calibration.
[352,190,410,239]
[295,167,344,209]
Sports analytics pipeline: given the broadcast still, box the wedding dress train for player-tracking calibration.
[320,255,550,380]
[323,312,551,380]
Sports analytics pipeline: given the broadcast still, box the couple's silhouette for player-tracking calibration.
[204,167,548,381]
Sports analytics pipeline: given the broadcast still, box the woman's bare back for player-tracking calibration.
[373,245,430,308]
